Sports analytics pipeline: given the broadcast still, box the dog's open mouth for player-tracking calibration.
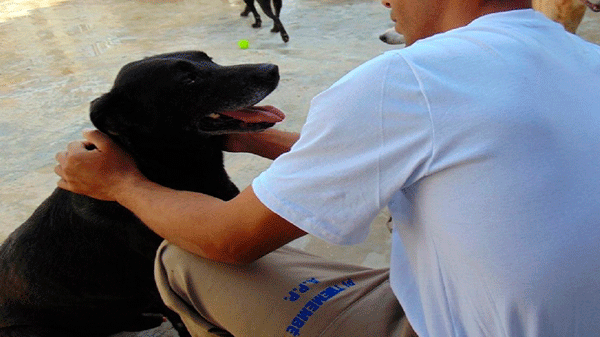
[199,105,285,134]
[213,105,285,124]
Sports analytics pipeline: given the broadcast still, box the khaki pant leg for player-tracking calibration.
[155,240,408,337]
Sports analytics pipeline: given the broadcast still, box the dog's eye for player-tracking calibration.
[183,75,197,85]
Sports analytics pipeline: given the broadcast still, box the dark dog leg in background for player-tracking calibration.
[241,0,289,42]
[241,1,263,28]
[270,0,289,35]
[269,0,282,32]
[255,0,289,42]
[240,4,252,16]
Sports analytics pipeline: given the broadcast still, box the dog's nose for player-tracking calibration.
[225,63,280,84]
[255,63,279,78]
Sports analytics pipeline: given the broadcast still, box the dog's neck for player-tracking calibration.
[68,131,239,256]
[116,133,240,201]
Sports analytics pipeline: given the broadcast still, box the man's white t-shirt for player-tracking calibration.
[253,9,600,336]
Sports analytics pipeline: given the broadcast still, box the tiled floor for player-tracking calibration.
[1,0,600,335]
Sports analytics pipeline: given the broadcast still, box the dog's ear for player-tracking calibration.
[89,92,155,136]
[90,92,124,136]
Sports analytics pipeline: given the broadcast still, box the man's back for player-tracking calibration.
[390,9,600,336]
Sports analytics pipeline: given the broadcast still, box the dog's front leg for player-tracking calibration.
[255,0,289,42]
[240,4,252,16]
[270,0,282,33]
[242,0,263,28]
[273,18,289,42]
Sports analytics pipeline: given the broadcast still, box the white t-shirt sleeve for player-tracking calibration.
[252,52,432,245]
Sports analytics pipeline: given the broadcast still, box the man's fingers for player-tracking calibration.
[54,151,72,184]
[83,141,97,150]
[82,129,112,151]
[55,150,65,165]
[55,139,97,180]
[54,163,69,190]
[54,163,64,177]
[56,177,71,191]
[66,140,89,154]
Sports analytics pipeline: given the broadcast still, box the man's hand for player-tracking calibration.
[54,129,143,202]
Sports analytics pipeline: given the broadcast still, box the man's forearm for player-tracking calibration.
[115,178,226,257]
[114,177,305,264]
[121,128,301,247]
[232,129,300,160]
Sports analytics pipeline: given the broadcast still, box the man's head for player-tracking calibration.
[381,0,532,46]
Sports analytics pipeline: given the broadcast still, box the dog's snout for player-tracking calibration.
[224,63,279,83]
[256,63,279,79]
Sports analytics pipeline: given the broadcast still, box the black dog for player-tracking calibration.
[241,0,289,43]
[0,51,284,337]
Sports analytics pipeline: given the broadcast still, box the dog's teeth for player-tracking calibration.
[208,113,221,119]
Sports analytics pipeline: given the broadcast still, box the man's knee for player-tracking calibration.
[155,241,186,297]
[155,241,233,336]
[155,241,215,296]
[156,240,193,272]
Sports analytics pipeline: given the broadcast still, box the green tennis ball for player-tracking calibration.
[238,39,249,49]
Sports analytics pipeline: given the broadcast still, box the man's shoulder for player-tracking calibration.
[400,9,565,56]
[394,8,592,72]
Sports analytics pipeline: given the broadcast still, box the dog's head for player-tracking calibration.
[90,51,284,146]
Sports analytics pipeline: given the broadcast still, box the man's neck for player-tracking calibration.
[438,0,532,36]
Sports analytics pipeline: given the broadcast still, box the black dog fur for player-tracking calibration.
[241,0,289,43]
[0,51,283,337]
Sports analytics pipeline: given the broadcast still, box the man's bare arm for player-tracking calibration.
[225,128,300,159]
[115,179,305,264]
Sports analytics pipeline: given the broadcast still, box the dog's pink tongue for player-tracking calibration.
[220,105,285,123]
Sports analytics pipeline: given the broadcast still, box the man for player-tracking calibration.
[55,0,600,334]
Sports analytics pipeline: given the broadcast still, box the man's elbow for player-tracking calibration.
[198,239,264,265]
[187,212,306,265]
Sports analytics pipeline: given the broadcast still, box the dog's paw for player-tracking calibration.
[252,20,262,28]
[379,28,405,45]
[240,5,251,16]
